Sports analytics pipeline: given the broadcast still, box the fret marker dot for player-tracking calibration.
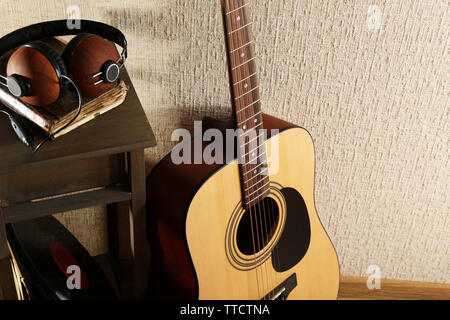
[237,16,241,21]
[241,52,245,58]
[254,170,257,174]
[243,125,246,130]
[254,119,258,123]
[244,83,248,88]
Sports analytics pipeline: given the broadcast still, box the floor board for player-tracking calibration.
[338,276,450,300]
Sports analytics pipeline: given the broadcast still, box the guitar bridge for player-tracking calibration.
[262,273,297,300]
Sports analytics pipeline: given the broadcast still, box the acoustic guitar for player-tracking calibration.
[147,0,339,300]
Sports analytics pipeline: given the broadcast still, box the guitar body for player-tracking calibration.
[147,114,339,299]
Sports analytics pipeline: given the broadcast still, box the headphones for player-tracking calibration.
[0,20,127,152]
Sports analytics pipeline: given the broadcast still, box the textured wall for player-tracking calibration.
[1,0,448,284]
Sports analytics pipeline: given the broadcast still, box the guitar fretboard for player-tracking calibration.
[222,0,270,208]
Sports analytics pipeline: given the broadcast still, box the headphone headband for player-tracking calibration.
[0,19,127,58]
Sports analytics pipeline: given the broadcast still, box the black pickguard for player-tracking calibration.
[272,187,311,272]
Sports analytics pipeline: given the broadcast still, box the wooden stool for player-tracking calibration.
[0,70,156,299]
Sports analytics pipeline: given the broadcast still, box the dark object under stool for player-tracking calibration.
[7,215,117,299]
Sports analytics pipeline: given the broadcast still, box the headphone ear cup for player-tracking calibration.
[6,41,67,106]
[30,41,68,97]
[62,34,120,97]
[62,33,91,66]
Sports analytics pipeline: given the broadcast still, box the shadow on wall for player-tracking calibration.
[102,4,230,150]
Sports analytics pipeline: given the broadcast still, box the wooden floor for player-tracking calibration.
[90,260,450,300]
[338,276,450,300]
[5,255,450,300]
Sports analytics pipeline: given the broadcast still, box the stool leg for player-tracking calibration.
[107,201,134,298]
[107,149,149,299]
[128,149,150,298]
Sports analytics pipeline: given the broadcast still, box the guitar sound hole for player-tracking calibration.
[236,197,280,256]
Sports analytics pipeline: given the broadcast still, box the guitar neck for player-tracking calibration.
[221,0,270,208]
[222,0,261,121]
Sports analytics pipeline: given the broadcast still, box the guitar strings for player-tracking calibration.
[227,0,279,299]
[240,10,269,300]
[257,131,278,300]
[224,2,264,297]
[256,119,282,299]
[243,94,274,299]
[239,135,263,298]
[241,1,277,300]
[234,50,263,301]
[254,139,273,300]
[247,127,268,299]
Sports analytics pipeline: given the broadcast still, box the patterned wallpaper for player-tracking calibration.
[1,0,448,283]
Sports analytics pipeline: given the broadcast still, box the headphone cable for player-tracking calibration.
[31,75,83,153]
[0,109,10,117]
